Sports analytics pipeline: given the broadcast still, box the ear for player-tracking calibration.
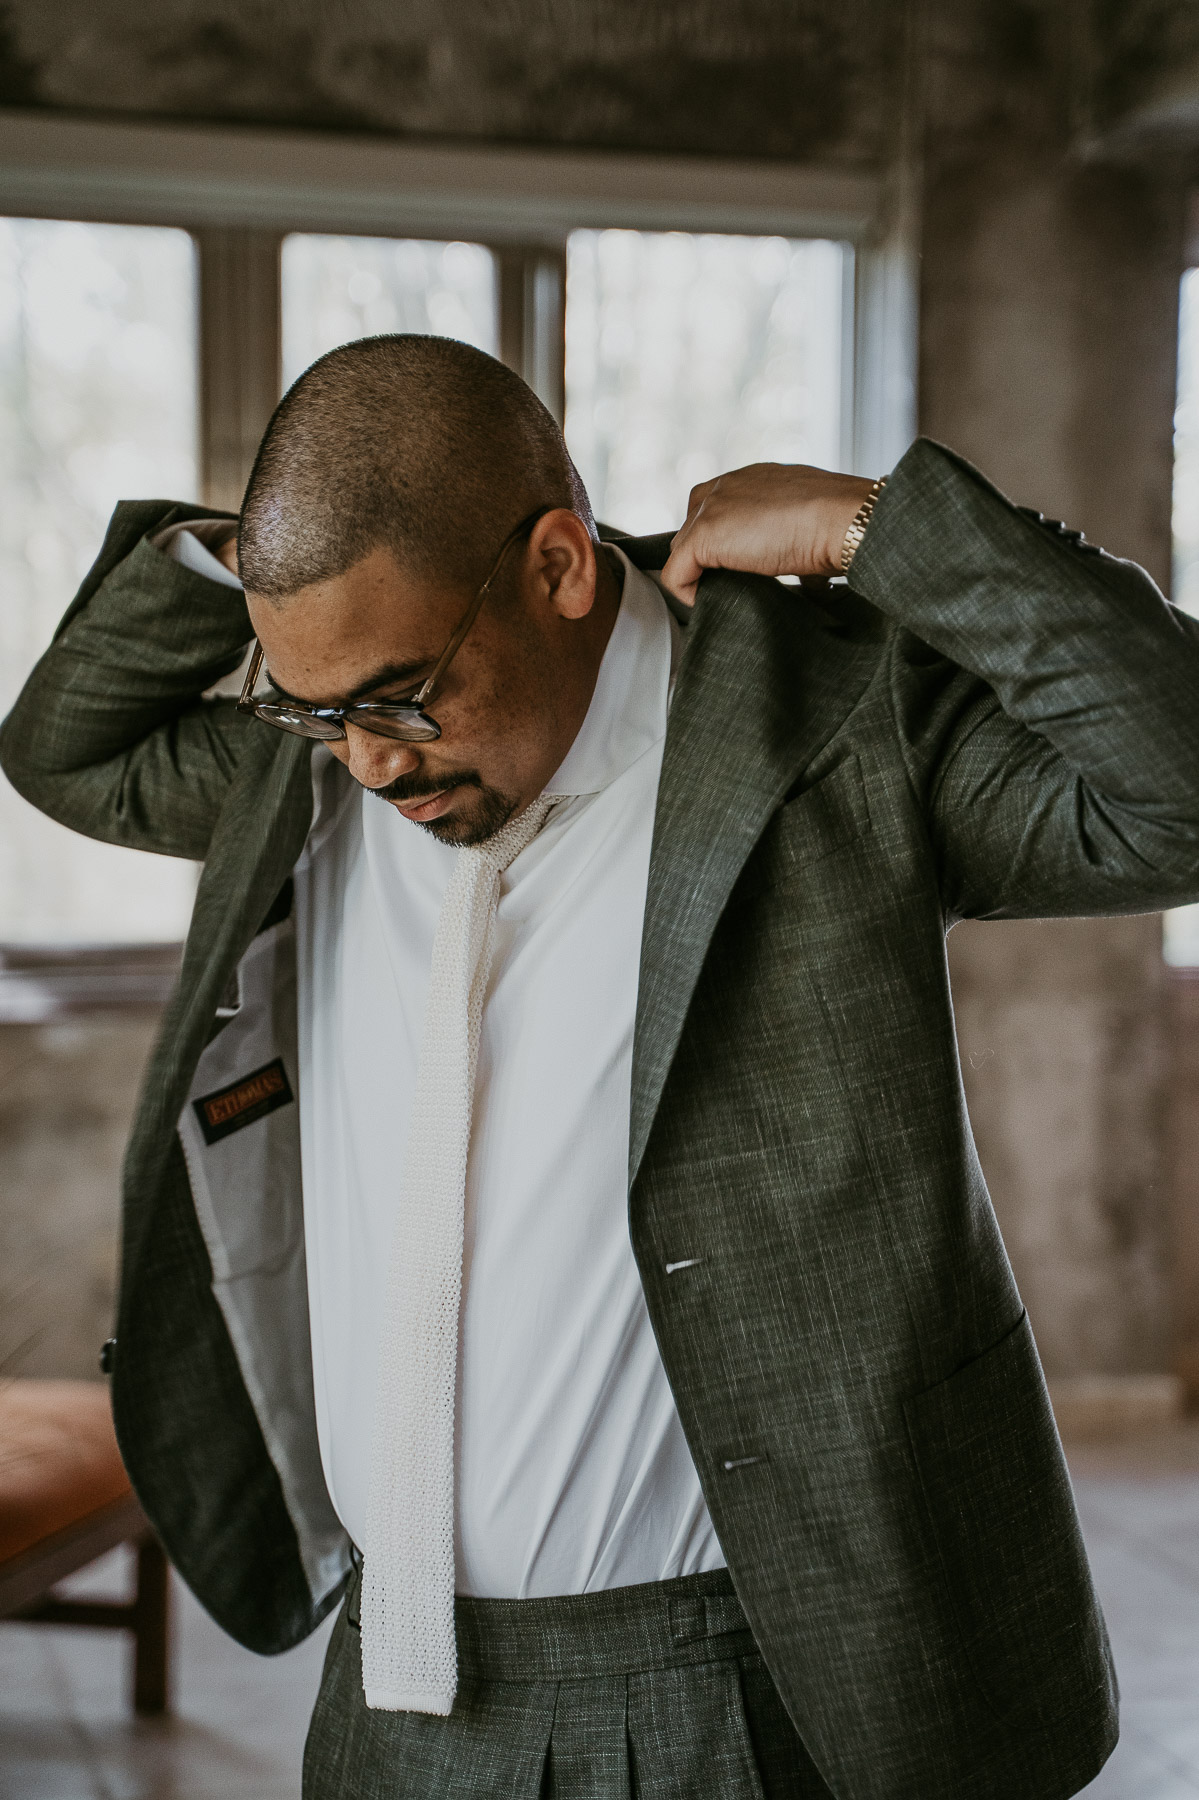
[528,509,600,620]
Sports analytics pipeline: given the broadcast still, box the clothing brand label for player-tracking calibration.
[193,1058,294,1145]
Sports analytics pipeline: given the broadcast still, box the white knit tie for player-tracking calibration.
[361,795,556,1714]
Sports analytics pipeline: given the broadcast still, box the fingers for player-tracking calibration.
[660,527,703,607]
[661,477,728,604]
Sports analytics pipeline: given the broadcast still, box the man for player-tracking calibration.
[5,333,1198,1799]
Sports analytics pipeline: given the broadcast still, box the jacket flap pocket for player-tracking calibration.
[903,1310,1113,1729]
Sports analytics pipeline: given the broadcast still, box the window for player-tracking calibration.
[1174,268,1199,619]
[281,235,497,389]
[0,217,200,945]
[565,230,847,533]
[1166,266,1199,967]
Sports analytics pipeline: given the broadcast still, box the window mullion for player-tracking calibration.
[496,244,566,426]
[196,227,283,514]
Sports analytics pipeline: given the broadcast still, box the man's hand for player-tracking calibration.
[660,463,876,607]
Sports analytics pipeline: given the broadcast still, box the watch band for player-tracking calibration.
[840,477,886,573]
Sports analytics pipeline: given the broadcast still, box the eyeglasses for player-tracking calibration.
[236,505,554,743]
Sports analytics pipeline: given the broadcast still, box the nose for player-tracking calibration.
[335,723,423,790]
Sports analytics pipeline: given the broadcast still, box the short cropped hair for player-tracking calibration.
[238,334,594,600]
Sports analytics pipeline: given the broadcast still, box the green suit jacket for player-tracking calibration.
[7,439,1199,1799]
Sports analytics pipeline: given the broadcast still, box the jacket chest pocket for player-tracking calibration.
[747,754,873,898]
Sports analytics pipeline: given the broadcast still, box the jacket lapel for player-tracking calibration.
[629,572,882,1184]
[179,728,315,1059]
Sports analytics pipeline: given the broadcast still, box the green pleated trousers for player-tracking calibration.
[303,1567,835,1798]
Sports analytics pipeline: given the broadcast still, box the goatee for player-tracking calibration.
[366,769,518,846]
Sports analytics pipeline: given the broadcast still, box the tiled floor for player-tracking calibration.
[0,1547,334,1798]
[2,1427,1198,1798]
[1071,1424,1199,1798]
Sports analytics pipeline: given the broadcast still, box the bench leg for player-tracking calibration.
[131,1534,171,1715]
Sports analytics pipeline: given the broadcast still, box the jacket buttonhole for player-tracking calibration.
[722,1453,766,1471]
[664,1257,704,1275]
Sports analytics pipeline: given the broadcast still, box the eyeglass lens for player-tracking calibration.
[252,704,345,740]
[252,701,440,743]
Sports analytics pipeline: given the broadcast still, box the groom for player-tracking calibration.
[7,332,1198,1799]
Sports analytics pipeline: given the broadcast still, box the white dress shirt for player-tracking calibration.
[159,523,724,1599]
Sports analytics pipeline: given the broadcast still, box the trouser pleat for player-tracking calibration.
[544,1674,632,1800]
[627,1660,766,1800]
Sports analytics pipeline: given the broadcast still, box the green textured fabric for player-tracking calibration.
[303,1569,833,1799]
[5,438,1198,1795]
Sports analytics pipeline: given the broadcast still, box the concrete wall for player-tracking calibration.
[0,0,893,163]
[0,1018,158,1382]
[1169,973,1199,1386]
[950,922,1169,1376]
[920,0,1187,1379]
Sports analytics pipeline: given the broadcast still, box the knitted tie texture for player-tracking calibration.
[361,795,556,1714]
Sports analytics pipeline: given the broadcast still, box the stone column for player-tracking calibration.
[918,1,1186,1386]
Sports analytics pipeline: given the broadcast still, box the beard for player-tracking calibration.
[366,766,518,846]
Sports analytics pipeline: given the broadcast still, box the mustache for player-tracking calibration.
[365,768,483,805]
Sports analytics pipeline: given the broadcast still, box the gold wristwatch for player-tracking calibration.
[840,477,886,573]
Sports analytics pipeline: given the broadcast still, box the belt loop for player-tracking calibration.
[702,1592,750,1639]
[669,1596,706,1644]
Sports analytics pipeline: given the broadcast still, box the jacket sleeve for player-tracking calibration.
[0,500,255,863]
[846,438,1199,922]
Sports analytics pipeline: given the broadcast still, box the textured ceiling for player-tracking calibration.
[0,1,1192,169]
[0,0,894,163]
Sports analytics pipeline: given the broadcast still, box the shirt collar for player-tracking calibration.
[544,548,678,798]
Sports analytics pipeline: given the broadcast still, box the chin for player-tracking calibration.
[416,793,518,847]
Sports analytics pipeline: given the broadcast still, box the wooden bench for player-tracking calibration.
[0,1377,170,1713]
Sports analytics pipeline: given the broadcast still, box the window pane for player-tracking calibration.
[0,218,199,945]
[1165,902,1199,967]
[1173,267,1199,621]
[1165,269,1199,966]
[282,235,497,389]
[565,230,847,535]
